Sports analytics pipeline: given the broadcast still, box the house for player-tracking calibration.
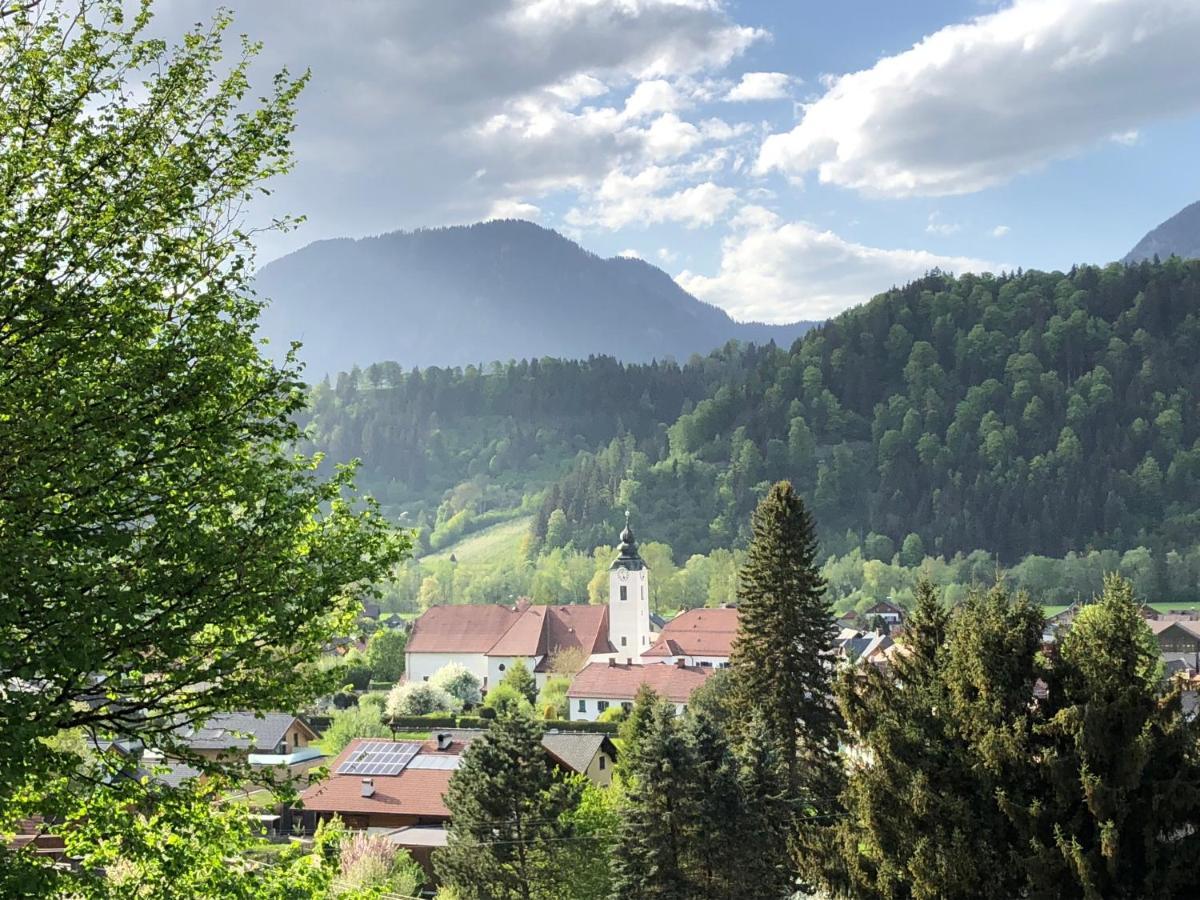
[567,660,715,721]
[1150,618,1200,671]
[299,736,465,831]
[863,600,905,626]
[405,516,661,686]
[439,728,619,788]
[642,607,739,668]
[144,712,324,788]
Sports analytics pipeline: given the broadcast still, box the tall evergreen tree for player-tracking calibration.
[609,698,697,900]
[828,579,1042,900]
[437,713,582,900]
[681,712,746,899]
[735,715,796,899]
[730,481,838,796]
[1008,574,1200,899]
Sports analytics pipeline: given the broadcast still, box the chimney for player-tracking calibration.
[608,657,616,667]
[436,732,453,752]
[360,778,375,798]
[674,657,686,668]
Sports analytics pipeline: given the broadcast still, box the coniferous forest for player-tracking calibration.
[304,260,1200,571]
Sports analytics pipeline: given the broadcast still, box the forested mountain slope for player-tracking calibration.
[305,259,1200,564]
[1123,200,1200,263]
[255,220,816,376]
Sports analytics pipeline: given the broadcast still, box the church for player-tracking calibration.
[404,517,738,696]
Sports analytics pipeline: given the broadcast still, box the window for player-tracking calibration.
[597,700,609,713]
[621,636,627,647]
[619,585,627,602]
[498,663,506,672]
[699,660,712,667]
[422,676,429,682]
[621,701,632,712]
[578,699,586,713]
[642,635,647,645]
[599,755,607,770]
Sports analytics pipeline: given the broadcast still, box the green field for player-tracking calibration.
[421,515,530,567]
[1043,600,1199,618]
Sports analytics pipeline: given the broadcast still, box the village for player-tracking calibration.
[19,516,1200,890]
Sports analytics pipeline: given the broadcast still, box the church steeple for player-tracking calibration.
[608,511,651,660]
[611,510,646,571]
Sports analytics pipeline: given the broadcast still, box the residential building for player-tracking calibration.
[642,606,739,667]
[567,659,715,721]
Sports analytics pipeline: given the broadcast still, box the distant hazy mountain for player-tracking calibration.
[253,220,817,377]
[1123,200,1200,263]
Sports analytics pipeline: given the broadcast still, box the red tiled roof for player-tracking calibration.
[545,605,612,656]
[299,738,458,819]
[488,606,550,657]
[406,605,522,654]
[409,603,612,659]
[567,662,715,703]
[643,608,739,658]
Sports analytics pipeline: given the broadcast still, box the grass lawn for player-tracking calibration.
[1043,600,1198,617]
[421,515,530,567]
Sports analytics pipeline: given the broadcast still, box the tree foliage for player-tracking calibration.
[437,712,583,900]
[0,1,405,883]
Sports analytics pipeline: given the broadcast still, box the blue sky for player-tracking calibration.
[158,0,1200,323]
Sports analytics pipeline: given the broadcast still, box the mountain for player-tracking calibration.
[254,220,816,377]
[1123,200,1200,263]
[304,259,1200,566]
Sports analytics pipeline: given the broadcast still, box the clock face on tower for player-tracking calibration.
[617,569,629,583]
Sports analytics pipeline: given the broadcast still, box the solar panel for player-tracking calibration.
[336,740,422,776]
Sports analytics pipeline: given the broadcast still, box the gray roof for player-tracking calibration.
[440,728,616,775]
[185,712,311,751]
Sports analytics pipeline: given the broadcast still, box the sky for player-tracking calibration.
[154,0,1200,323]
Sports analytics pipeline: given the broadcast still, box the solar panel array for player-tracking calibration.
[336,740,421,776]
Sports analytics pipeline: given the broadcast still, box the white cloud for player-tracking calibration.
[1111,129,1140,146]
[925,212,962,236]
[488,199,542,220]
[616,248,644,259]
[725,71,793,101]
[992,224,1011,237]
[148,0,768,256]
[677,212,999,321]
[756,0,1200,196]
[566,167,739,229]
[657,247,679,264]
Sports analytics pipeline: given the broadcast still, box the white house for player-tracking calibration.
[566,659,715,721]
[641,607,739,668]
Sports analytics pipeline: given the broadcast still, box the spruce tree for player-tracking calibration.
[730,481,838,796]
[1011,574,1200,898]
[437,712,582,900]
[828,579,1041,900]
[609,699,697,900]
[682,712,745,899]
[735,716,796,898]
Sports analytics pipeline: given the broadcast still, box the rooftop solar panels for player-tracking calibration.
[336,740,421,776]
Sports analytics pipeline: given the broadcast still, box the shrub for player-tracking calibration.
[499,660,537,705]
[323,706,392,756]
[386,681,462,718]
[430,663,482,707]
[481,682,533,718]
[478,706,496,720]
[597,705,627,724]
[331,691,357,710]
[536,675,571,720]
[336,832,424,897]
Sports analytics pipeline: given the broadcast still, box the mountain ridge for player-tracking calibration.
[1123,200,1200,263]
[253,219,818,377]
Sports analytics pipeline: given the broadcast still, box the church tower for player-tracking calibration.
[608,512,651,662]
